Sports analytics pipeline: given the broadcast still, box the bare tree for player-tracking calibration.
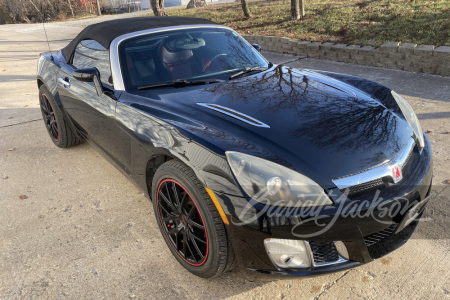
[151,0,168,16]
[67,0,75,17]
[46,0,56,16]
[240,0,251,19]
[27,0,39,13]
[5,0,22,23]
[20,0,33,22]
[0,0,106,24]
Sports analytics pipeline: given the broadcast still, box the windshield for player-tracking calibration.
[118,28,269,92]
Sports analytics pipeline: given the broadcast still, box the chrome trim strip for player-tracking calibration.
[333,138,415,189]
[109,25,264,91]
[197,103,270,128]
[333,165,392,189]
[395,138,416,169]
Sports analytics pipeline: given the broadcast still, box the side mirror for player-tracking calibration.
[73,67,104,96]
[252,44,262,52]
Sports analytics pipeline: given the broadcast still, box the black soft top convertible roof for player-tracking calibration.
[61,16,217,62]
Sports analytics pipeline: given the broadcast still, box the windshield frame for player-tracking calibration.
[109,25,269,92]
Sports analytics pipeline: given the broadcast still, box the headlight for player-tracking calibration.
[391,91,424,148]
[226,151,332,207]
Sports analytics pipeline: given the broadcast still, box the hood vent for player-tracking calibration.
[197,103,270,128]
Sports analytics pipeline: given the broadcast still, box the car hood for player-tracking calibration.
[130,65,413,186]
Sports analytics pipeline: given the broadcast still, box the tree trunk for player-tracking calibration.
[240,0,251,19]
[291,0,300,20]
[67,0,75,18]
[300,0,305,17]
[96,0,101,16]
[151,0,168,16]
[159,0,168,15]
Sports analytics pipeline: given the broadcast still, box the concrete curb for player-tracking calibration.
[243,35,450,76]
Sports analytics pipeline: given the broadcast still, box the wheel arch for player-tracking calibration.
[37,54,62,104]
[37,77,83,142]
[37,76,63,108]
[145,153,174,199]
[37,78,45,89]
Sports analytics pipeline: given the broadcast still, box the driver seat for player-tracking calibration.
[160,45,193,80]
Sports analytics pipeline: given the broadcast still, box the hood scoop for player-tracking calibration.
[197,103,270,128]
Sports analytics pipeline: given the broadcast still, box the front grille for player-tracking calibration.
[309,241,339,265]
[363,223,397,247]
[340,178,385,196]
[333,138,417,199]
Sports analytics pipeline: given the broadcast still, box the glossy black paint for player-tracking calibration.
[123,64,414,191]
[221,136,432,274]
[36,27,432,276]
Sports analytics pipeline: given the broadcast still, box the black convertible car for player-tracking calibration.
[36,17,433,278]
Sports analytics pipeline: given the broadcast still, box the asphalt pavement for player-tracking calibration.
[0,13,449,299]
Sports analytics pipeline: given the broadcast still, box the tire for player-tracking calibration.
[152,160,231,278]
[39,84,82,148]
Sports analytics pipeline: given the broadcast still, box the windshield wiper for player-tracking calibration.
[229,66,268,79]
[138,79,223,90]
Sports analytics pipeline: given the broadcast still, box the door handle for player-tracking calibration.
[58,77,71,88]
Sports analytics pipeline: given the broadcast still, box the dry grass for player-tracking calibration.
[159,0,450,46]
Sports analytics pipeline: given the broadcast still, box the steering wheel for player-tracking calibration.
[203,53,228,72]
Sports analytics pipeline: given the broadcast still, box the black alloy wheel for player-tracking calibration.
[152,160,232,278]
[38,85,82,148]
[157,179,209,266]
[40,93,59,142]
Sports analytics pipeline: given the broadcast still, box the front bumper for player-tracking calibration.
[216,135,433,276]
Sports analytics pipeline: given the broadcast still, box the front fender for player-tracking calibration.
[115,101,243,199]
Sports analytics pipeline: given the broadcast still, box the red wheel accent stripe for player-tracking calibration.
[156,179,209,267]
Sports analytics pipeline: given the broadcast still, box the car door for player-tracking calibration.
[57,39,131,173]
